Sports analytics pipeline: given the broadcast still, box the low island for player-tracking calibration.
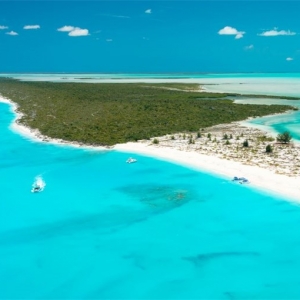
[0,78,299,200]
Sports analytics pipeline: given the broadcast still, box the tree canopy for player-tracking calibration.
[276,131,292,144]
[0,79,294,146]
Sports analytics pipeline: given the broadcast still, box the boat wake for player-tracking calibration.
[31,175,46,193]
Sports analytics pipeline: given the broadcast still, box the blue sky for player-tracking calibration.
[0,1,300,73]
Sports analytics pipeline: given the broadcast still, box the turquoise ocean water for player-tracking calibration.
[1,74,300,299]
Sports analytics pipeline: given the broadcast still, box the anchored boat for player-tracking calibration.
[126,157,137,164]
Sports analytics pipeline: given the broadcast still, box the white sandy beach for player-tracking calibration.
[1,95,300,203]
[114,141,300,202]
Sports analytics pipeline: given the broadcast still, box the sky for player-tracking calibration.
[0,1,300,73]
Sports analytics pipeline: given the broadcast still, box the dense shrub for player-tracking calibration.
[266,144,273,153]
[243,140,249,147]
[0,79,293,146]
[276,131,292,144]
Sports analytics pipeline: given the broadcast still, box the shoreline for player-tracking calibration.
[1,95,300,202]
[239,110,299,139]
[0,96,110,151]
[114,142,300,202]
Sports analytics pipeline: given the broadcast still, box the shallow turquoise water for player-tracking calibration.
[231,97,300,141]
[248,110,300,141]
[2,93,300,298]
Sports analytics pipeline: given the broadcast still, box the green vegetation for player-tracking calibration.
[243,140,249,147]
[0,78,294,146]
[152,138,159,144]
[276,131,292,144]
[188,138,195,144]
[145,83,201,91]
[257,135,275,142]
[227,93,300,101]
[266,144,273,153]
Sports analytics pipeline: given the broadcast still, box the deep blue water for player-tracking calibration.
[2,85,300,298]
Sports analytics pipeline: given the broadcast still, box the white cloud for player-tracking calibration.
[145,9,152,14]
[259,28,296,37]
[23,25,40,30]
[106,39,113,42]
[218,26,245,39]
[245,44,254,50]
[6,31,18,36]
[235,33,243,39]
[286,57,294,61]
[0,25,8,30]
[68,28,89,36]
[58,25,89,37]
[57,25,75,32]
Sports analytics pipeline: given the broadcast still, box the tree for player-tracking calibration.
[276,131,292,144]
[266,144,272,153]
[243,140,249,147]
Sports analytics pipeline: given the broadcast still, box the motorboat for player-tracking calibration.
[232,176,249,184]
[31,176,45,193]
[31,184,43,193]
[239,178,249,184]
[126,157,137,164]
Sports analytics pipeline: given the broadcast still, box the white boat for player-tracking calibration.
[31,176,45,193]
[31,184,44,193]
[232,176,250,184]
[126,157,137,164]
[239,178,249,184]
